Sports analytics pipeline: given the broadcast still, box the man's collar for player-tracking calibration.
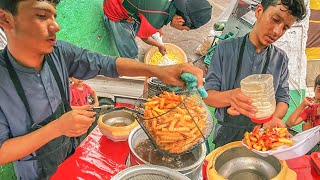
[6,48,38,74]
[246,35,269,54]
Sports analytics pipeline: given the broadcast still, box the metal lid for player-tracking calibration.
[111,165,190,180]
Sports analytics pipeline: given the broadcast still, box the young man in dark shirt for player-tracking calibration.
[204,0,307,148]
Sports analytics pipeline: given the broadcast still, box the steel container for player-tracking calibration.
[111,165,190,180]
[128,126,206,180]
[206,141,297,180]
[97,109,138,141]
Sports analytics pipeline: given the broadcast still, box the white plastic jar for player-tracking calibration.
[240,74,276,123]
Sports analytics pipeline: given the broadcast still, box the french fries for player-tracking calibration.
[243,126,294,151]
[143,91,207,154]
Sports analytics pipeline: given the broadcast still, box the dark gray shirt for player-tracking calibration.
[0,40,118,179]
[204,35,290,122]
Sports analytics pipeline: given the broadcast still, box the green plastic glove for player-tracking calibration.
[167,73,208,98]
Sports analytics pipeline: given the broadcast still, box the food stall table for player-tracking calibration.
[51,128,129,180]
[286,155,320,180]
[51,127,320,180]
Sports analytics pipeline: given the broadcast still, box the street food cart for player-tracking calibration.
[52,0,319,179]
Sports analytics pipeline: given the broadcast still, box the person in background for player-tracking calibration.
[286,74,320,130]
[69,77,99,108]
[204,0,307,148]
[0,0,203,179]
[103,0,212,59]
[286,74,320,154]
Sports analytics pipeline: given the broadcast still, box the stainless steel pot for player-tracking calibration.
[215,146,281,180]
[111,165,190,180]
[128,126,206,180]
[207,142,297,180]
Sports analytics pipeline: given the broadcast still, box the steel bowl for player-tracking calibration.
[215,146,281,180]
[101,110,135,127]
[97,109,138,141]
[111,165,190,180]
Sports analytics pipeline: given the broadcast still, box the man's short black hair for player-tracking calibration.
[261,0,307,22]
[0,0,60,15]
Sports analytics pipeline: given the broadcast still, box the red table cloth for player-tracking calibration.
[51,128,129,180]
[51,127,320,180]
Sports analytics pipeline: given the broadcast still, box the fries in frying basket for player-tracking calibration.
[243,126,294,151]
[143,91,208,154]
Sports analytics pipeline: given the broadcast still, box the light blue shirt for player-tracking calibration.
[0,40,118,179]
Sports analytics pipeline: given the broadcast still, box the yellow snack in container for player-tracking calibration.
[149,51,183,65]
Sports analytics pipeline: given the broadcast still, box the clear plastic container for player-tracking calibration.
[240,74,276,123]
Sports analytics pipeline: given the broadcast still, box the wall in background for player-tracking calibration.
[56,0,118,56]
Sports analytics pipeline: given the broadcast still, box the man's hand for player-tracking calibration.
[158,44,167,56]
[56,110,96,137]
[158,28,164,36]
[227,88,256,117]
[170,15,185,29]
[155,63,203,89]
[263,116,285,128]
[263,116,292,137]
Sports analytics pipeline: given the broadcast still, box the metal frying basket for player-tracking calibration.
[147,77,190,98]
[147,77,166,97]
[134,84,214,156]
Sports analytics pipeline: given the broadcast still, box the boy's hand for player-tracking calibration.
[303,97,314,107]
[302,116,314,131]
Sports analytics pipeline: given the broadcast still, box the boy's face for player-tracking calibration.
[314,85,320,102]
[254,4,297,47]
[0,0,60,54]
[71,78,83,85]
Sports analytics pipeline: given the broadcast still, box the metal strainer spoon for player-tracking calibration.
[151,32,174,65]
